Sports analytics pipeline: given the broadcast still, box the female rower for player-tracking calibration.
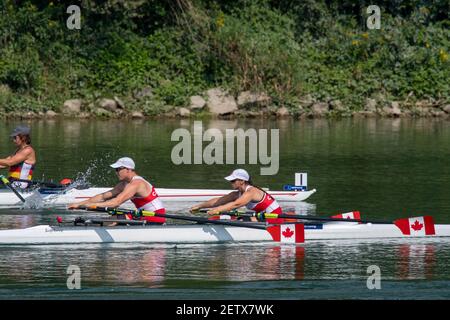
[190,169,284,224]
[68,157,166,224]
[0,125,36,189]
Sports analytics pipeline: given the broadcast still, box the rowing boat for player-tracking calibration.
[1,220,449,245]
[0,186,316,207]
[0,172,315,207]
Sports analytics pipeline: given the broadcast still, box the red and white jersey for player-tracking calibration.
[130,176,165,223]
[241,186,283,224]
[243,186,281,213]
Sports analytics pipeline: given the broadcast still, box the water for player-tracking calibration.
[0,118,449,299]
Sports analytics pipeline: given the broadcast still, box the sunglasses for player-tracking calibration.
[115,167,127,172]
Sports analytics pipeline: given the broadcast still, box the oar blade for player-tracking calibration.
[330,211,361,220]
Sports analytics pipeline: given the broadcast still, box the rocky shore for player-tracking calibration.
[2,87,449,120]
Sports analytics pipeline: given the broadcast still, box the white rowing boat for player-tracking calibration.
[0,172,316,208]
[0,220,449,245]
[0,186,316,207]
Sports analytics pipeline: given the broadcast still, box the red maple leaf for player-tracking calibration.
[411,220,424,231]
[282,227,294,238]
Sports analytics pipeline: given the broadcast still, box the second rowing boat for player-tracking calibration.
[0,186,316,207]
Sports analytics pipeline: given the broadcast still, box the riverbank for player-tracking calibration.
[1,88,449,120]
[1,2,449,120]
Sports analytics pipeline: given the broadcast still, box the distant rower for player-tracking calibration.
[190,169,284,224]
[68,157,166,224]
[0,125,36,189]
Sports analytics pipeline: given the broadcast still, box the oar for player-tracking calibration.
[11,178,61,188]
[54,216,148,226]
[73,216,148,226]
[0,175,26,203]
[9,178,67,188]
[202,209,392,224]
[81,206,270,230]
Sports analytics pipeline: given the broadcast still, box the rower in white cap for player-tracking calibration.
[68,157,166,224]
[190,169,284,224]
[0,125,36,189]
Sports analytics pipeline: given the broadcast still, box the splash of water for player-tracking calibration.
[16,154,124,210]
[21,189,45,209]
[20,157,114,209]
[71,154,116,187]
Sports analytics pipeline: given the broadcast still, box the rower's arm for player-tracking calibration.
[68,191,114,208]
[0,151,30,167]
[208,191,254,214]
[68,183,125,208]
[87,182,138,208]
[0,156,11,168]
[191,192,239,211]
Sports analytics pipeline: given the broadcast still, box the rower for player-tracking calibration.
[68,157,166,224]
[190,169,284,224]
[0,125,36,189]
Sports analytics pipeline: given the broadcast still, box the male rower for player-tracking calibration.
[68,157,166,224]
[0,125,36,189]
[190,169,284,224]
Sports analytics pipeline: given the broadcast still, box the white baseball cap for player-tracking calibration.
[110,157,135,170]
[224,169,250,181]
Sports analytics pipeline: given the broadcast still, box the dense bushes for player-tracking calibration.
[0,0,448,116]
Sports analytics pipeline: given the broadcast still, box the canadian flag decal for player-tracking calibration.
[394,216,435,236]
[411,220,423,231]
[282,227,294,238]
[267,224,305,243]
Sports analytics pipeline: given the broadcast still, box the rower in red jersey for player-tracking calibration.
[68,157,165,224]
[0,125,36,189]
[190,169,284,224]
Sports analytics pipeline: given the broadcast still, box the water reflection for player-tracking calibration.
[106,248,167,286]
[0,240,446,289]
[396,244,436,280]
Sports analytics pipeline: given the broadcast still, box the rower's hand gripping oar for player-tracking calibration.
[0,175,26,203]
[80,206,305,243]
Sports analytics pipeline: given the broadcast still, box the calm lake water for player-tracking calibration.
[0,118,449,299]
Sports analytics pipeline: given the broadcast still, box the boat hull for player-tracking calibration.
[0,222,449,245]
[0,187,317,207]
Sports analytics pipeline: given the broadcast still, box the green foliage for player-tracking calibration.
[0,0,448,115]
